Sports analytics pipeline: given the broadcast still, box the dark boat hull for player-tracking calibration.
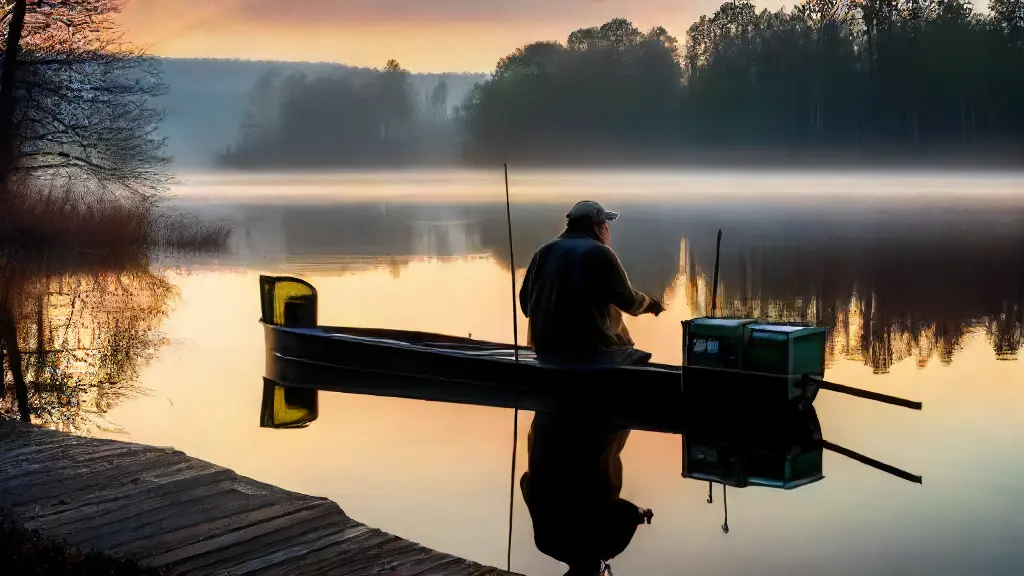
[264,323,817,431]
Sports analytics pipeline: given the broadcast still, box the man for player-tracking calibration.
[519,200,665,367]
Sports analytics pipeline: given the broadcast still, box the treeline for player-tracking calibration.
[219,61,465,167]
[464,0,1024,163]
[683,0,1023,147]
[156,58,485,166]
[462,20,686,162]
[222,0,1024,167]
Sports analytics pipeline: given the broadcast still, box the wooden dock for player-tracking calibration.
[0,422,520,576]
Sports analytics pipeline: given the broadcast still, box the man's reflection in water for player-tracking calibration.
[520,411,653,576]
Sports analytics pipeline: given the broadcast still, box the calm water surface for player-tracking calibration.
[37,170,1024,575]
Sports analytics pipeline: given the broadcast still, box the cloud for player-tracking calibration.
[132,0,696,25]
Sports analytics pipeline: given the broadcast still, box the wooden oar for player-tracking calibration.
[822,440,923,484]
[803,375,923,411]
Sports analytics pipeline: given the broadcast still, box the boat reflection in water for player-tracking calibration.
[681,404,824,536]
[259,378,318,429]
[519,411,652,576]
[258,377,920,575]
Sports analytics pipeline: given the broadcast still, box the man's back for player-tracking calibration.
[519,232,655,364]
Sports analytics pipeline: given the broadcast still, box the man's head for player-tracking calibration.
[565,200,618,245]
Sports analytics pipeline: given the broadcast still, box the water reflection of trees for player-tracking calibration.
[685,230,1023,369]
[0,264,177,432]
[225,200,1023,366]
[989,304,1022,361]
[230,202,683,295]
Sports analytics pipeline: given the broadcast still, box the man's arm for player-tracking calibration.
[519,252,538,318]
[598,246,660,316]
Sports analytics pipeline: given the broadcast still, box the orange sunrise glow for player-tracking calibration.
[118,0,734,72]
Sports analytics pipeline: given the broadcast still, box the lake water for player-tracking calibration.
[10,169,1024,575]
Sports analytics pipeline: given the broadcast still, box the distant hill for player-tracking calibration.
[154,58,487,168]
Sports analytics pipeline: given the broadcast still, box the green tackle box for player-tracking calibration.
[743,324,827,378]
[683,318,828,406]
[682,318,756,370]
[742,323,827,403]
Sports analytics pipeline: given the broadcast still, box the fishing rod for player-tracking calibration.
[503,162,519,573]
[711,229,723,318]
[706,230,724,512]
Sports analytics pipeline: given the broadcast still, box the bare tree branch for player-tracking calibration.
[1,0,167,200]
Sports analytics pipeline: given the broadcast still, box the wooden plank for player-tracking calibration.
[256,534,410,576]
[325,539,429,576]
[260,532,415,573]
[163,514,368,575]
[83,490,279,551]
[135,501,336,564]
[16,465,234,520]
[472,569,522,576]
[0,426,75,446]
[12,460,214,518]
[2,446,187,480]
[32,478,240,534]
[3,451,193,507]
[0,434,94,462]
[185,523,373,576]
[383,555,466,576]
[0,445,180,487]
[0,435,166,466]
[0,440,164,473]
[23,467,235,526]
[0,446,182,488]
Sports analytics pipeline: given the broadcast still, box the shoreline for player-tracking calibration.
[205,146,1024,175]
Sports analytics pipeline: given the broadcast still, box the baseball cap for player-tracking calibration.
[566,200,619,223]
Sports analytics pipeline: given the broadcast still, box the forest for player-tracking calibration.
[219,60,464,167]
[224,0,1024,167]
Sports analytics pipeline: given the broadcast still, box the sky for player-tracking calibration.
[118,0,755,73]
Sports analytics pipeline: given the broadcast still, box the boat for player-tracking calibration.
[258,273,923,541]
[260,275,921,423]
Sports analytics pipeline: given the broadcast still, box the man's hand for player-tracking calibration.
[648,299,666,317]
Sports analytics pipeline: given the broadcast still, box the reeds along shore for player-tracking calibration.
[0,186,230,257]
[0,183,231,426]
